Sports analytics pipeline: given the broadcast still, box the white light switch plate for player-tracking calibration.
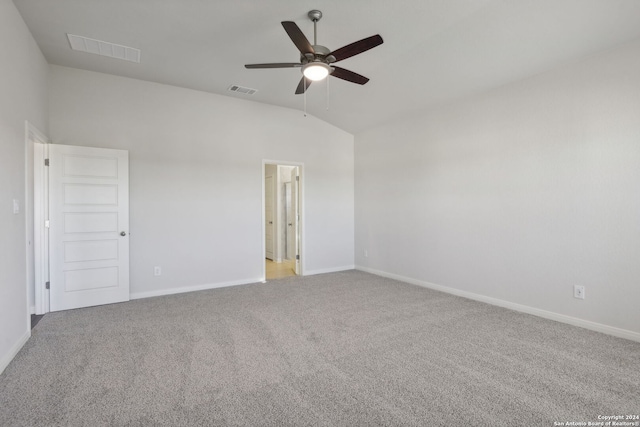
[13,199,19,214]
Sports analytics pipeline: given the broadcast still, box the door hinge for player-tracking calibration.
[45,220,50,228]
[45,281,50,289]
[44,158,49,166]
[296,176,299,181]
[296,254,300,260]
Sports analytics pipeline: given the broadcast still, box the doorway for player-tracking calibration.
[263,162,302,280]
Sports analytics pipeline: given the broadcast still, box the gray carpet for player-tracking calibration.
[1,270,639,426]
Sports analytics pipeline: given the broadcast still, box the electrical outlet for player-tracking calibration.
[574,285,585,299]
[154,266,162,276]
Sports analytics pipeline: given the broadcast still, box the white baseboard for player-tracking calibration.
[129,265,355,300]
[29,305,35,315]
[356,265,640,343]
[0,329,30,375]
[304,265,355,276]
[130,265,357,301]
[130,277,262,300]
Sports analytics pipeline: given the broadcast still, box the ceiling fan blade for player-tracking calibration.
[282,21,315,56]
[330,66,370,85]
[245,63,301,69]
[330,35,383,62]
[295,76,313,94]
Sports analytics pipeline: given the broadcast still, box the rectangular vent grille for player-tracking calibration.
[67,34,141,63]
[228,85,258,95]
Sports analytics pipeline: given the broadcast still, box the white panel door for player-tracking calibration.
[265,175,275,260]
[49,144,129,311]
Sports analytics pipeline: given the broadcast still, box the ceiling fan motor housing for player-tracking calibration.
[301,45,336,68]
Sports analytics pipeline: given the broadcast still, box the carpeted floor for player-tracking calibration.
[1,270,639,426]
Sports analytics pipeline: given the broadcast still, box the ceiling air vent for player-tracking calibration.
[228,85,258,96]
[67,34,141,63]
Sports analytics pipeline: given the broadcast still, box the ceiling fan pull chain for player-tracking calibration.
[326,74,330,111]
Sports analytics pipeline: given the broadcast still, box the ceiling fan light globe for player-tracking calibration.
[302,63,330,81]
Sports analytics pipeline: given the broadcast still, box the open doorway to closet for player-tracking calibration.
[264,162,301,280]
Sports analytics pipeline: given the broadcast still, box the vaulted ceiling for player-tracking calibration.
[13,0,640,134]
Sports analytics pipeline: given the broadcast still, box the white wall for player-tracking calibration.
[49,66,354,298]
[0,0,49,373]
[355,39,640,338]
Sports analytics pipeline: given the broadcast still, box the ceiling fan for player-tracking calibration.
[245,10,383,94]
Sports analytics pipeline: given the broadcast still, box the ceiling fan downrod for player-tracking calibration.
[308,10,322,46]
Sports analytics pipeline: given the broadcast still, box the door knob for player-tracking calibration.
[120,231,127,236]
[269,221,273,224]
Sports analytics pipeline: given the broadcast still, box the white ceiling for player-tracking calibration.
[13,0,640,134]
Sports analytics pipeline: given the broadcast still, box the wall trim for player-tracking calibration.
[0,329,30,375]
[356,265,640,343]
[129,277,262,300]
[131,264,355,300]
[305,265,355,276]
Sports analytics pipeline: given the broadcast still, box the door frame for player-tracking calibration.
[28,122,50,315]
[261,160,304,281]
